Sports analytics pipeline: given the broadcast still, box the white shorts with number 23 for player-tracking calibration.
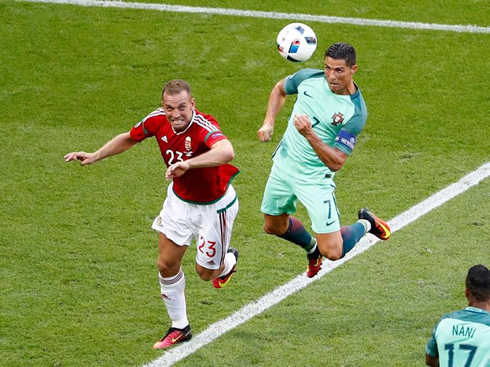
[152,182,239,270]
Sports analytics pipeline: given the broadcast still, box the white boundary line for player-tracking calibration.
[19,0,490,34]
[146,162,489,366]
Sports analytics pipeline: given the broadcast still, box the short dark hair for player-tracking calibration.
[466,264,490,302]
[162,79,192,97]
[324,43,356,67]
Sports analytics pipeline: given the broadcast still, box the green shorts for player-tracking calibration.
[261,164,340,234]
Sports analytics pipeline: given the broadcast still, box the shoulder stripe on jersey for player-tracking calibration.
[194,114,217,132]
[194,114,218,133]
[142,107,165,123]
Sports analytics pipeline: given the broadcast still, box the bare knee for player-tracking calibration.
[263,215,289,235]
[195,265,220,281]
[264,223,286,235]
[321,249,343,261]
[157,233,186,277]
[197,270,214,281]
[157,256,181,277]
[317,234,343,261]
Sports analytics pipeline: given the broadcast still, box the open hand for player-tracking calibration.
[64,152,96,166]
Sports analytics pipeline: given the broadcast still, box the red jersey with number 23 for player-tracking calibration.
[129,108,239,204]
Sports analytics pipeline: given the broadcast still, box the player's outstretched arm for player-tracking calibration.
[257,79,288,142]
[64,132,137,166]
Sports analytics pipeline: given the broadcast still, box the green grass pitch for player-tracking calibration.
[1,0,488,366]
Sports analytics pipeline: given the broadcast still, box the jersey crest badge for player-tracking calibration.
[161,135,168,143]
[185,136,193,157]
[331,112,345,126]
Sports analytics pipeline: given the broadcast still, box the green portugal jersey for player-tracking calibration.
[426,306,490,367]
[272,69,367,183]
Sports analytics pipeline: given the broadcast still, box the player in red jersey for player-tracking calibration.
[64,80,240,349]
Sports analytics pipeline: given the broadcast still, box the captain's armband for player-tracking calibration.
[334,130,357,154]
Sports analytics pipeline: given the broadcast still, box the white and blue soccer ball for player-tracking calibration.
[277,23,317,62]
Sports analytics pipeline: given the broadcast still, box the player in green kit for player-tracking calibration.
[425,264,490,367]
[257,43,391,277]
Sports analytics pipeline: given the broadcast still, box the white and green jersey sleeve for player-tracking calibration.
[425,307,490,367]
[272,68,367,182]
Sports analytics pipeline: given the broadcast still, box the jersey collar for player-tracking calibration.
[466,306,490,314]
[172,110,196,135]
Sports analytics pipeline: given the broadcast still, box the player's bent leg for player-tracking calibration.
[339,221,368,258]
[278,216,317,252]
[193,186,239,288]
[265,214,322,277]
[263,213,290,235]
[195,263,224,281]
[316,231,343,261]
[267,214,318,255]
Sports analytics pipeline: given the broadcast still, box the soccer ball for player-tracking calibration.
[277,23,317,62]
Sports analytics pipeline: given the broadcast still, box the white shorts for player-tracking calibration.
[152,183,239,270]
